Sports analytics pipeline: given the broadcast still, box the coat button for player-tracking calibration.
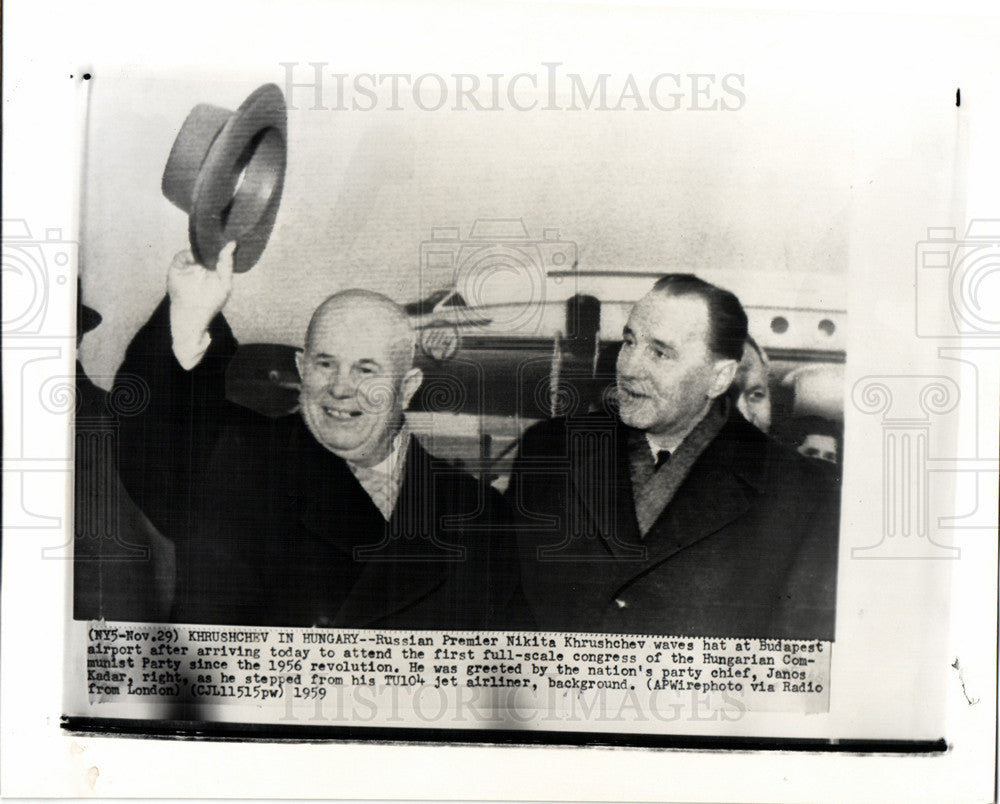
[615,598,627,609]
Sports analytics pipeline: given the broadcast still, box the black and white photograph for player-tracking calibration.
[73,76,844,639]
[2,1,998,800]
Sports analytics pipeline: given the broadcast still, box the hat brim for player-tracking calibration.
[189,84,287,272]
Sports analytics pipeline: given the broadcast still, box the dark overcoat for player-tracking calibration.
[116,298,527,629]
[507,410,840,639]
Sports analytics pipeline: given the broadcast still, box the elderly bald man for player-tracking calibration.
[115,245,526,628]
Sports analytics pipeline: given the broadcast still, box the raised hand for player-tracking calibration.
[167,242,236,369]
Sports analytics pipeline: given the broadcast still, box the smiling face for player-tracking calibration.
[616,291,738,442]
[295,291,422,467]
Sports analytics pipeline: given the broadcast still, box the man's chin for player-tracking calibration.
[616,402,646,429]
[317,432,366,455]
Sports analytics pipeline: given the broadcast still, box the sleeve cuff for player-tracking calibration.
[170,304,212,370]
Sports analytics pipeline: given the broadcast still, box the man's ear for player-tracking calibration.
[708,358,739,399]
[400,367,423,409]
[294,349,305,380]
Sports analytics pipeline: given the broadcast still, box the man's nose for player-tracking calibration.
[617,345,642,379]
[328,368,355,398]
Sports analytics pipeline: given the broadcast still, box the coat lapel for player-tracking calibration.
[618,412,767,580]
[640,459,751,560]
[332,437,452,628]
[278,419,449,627]
[331,557,447,628]
[283,418,382,555]
[568,411,768,598]
[561,416,645,561]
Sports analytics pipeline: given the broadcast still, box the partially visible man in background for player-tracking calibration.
[74,280,175,622]
[732,335,772,433]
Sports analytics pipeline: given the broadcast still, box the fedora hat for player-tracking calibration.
[162,83,287,272]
